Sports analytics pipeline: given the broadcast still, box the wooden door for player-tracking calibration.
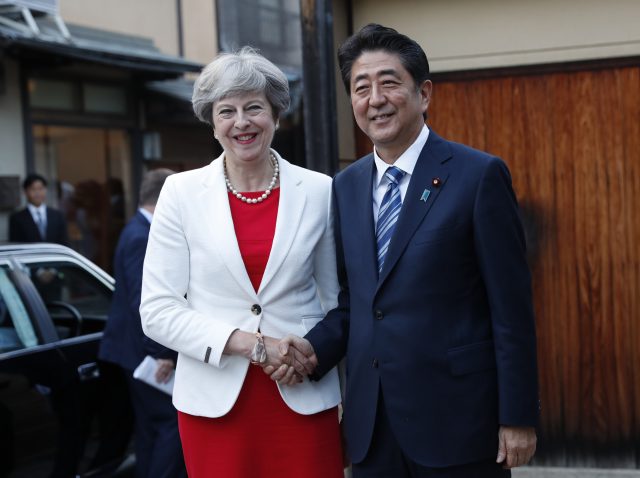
[354,63,640,467]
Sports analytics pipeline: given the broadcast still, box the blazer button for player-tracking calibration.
[251,304,262,315]
[372,359,379,368]
[375,310,383,320]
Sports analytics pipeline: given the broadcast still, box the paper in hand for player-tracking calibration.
[133,355,175,396]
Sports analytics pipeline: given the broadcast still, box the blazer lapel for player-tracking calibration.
[202,155,257,299]
[377,132,452,288]
[351,155,379,284]
[259,153,305,294]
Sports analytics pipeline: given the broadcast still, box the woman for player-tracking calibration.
[139,47,343,478]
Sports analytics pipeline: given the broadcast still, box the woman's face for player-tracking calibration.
[212,91,276,166]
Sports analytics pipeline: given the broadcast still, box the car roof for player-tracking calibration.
[0,242,114,285]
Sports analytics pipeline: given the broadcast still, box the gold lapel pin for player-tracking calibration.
[432,177,442,187]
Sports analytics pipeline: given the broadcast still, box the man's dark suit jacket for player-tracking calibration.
[9,207,68,245]
[99,211,175,372]
[306,131,539,467]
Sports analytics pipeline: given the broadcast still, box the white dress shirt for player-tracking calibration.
[27,203,47,232]
[138,207,153,224]
[372,125,430,225]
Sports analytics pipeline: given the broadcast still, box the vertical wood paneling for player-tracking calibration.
[427,65,640,466]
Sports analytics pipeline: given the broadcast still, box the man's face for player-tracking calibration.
[349,50,432,162]
[25,180,47,207]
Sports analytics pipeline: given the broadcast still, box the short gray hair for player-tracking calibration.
[139,168,174,206]
[192,47,290,127]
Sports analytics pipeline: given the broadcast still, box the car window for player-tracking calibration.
[20,261,112,323]
[0,266,39,353]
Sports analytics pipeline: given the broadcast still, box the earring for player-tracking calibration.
[214,133,218,139]
[275,122,280,130]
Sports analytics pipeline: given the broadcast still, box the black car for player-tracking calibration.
[0,243,133,478]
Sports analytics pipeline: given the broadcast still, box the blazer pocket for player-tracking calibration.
[301,314,324,333]
[414,223,464,245]
[447,340,496,376]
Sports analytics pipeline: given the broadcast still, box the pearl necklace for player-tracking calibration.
[224,153,280,204]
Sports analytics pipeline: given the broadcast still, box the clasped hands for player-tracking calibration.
[258,334,317,386]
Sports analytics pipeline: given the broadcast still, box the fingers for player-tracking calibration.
[267,364,304,385]
[496,428,506,464]
[280,335,318,376]
[497,426,537,469]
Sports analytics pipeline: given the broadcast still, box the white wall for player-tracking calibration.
[352,0,640,72]
[60,0,181,57]
[0,59,26,240]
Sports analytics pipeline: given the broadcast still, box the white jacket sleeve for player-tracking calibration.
[140,176,237,368]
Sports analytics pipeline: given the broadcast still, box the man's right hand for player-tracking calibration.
[262,334,318,382]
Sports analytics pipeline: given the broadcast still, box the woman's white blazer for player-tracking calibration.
[140,150,341,417]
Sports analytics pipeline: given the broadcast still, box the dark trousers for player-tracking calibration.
[352,390,511,478]
[127,376,186,478]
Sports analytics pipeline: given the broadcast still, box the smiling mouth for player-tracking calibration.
[235,133,257,142]
[371,113,393,121]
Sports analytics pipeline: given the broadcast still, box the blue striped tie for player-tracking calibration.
[376,166,405,274]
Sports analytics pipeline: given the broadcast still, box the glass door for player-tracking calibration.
[32,125,133,273]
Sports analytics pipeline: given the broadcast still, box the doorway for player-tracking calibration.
[32,125,133,272]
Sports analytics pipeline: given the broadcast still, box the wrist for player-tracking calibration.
[250,332,267,364]
[225,330,255,359]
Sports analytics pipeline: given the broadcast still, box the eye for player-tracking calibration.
[246,104,264,115]
[217,108,233,118]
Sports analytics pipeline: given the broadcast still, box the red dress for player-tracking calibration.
[178,189,343,478]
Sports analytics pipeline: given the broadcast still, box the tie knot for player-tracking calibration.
[385,166,405,186]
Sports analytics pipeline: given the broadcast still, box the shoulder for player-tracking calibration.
[282,159,332,191]
[46,207,65,219]
[10,208,28,219]
[435,134,509,176]
[163,163,213,191]
[334,153,373,186]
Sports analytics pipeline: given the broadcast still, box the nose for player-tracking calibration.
[369,84,386,107]
[234,113,250,129]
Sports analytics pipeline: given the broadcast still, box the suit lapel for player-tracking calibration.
[202,155,257,299]
[259,153,305,294]
[351,156,379,284]
[377,132,452,288]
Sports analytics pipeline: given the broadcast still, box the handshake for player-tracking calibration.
[257,334,318,386]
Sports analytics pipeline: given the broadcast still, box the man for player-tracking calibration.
[99,169,186,478]
[277,24,538,477]
[9,173,68,245]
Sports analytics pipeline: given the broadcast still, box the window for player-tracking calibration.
[0,266,39,353]
[19,260,112,338]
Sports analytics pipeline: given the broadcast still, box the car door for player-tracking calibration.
[0,253,118,478]
[0,261,74,478]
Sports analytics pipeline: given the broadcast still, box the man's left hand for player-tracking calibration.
[496,426,536,468]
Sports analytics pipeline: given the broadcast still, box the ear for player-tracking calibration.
[420,80,433,115]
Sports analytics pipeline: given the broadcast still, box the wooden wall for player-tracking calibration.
[355,64,640,466]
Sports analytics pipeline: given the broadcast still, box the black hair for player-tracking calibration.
[337,23,430,94]
[23,173,48,190]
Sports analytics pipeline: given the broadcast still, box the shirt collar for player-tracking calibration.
[27,203,46,216]
[373,124,430,187]
[138,207,153,224]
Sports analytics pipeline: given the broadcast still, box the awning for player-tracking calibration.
[145,71,303,114]
[0,16,202,77]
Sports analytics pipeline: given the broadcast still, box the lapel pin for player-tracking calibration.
[432,177,442,187]
[420,189,431,202]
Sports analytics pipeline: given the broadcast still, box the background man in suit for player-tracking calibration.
[277,24,539,477]
[9,173,68,245]
[99,169,186,478]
